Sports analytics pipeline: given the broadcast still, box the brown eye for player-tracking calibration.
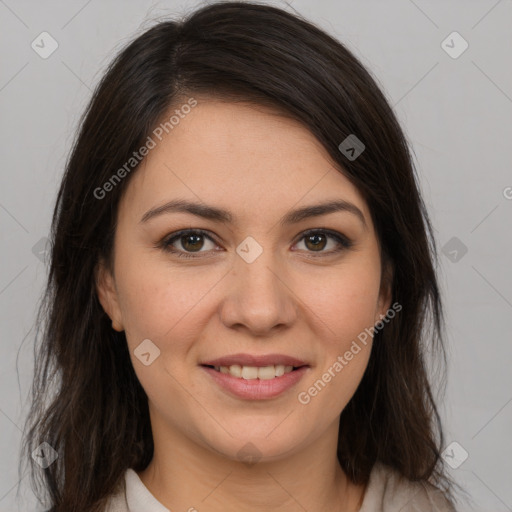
[180,233,205,252]
[161,229,218,258]
[304,233,327,251]
[293,229,353,257]
[160,228,352,260]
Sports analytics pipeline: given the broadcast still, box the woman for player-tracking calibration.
[22,2,464,510]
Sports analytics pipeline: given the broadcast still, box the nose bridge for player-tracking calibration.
[220,235,296,333]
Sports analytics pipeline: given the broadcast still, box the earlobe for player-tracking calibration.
[95,259,124,332]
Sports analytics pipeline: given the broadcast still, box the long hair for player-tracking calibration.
[21,2,462,510]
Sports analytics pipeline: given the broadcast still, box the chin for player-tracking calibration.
[197,423,308,464]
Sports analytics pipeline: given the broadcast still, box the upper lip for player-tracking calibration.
[201,353,309,368]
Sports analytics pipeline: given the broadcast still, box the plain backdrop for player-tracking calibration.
[0,1,511,510]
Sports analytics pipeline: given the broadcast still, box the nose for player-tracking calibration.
[219,245,298,337]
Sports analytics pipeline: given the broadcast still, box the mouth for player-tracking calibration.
[199,353,310,400]
[201,364,306,380]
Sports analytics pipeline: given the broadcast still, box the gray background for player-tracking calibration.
[1,0,511,510]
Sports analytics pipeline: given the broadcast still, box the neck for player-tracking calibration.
[137,417,366,512]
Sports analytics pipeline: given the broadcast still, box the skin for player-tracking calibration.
[96,98,392,512]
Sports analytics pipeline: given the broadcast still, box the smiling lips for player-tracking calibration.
[200,353,310,399]
[201,353,308,380]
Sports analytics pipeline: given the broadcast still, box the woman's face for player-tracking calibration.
[97,98,391,463]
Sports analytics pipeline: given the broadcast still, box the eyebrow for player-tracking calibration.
[140,198,367,229]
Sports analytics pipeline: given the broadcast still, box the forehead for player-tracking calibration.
[119,99,371,227]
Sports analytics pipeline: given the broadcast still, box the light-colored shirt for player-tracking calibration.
[104,461,456,511]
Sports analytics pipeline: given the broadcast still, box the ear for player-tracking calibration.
[95,258,124,332]
[375,259,394,325]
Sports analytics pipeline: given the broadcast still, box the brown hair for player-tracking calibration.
[21,2,462,510]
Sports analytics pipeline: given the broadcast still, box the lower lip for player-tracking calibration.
[201,365,309,400]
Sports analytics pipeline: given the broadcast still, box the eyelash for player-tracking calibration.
[158,228,353,259]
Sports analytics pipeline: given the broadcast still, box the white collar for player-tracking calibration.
[125,468,171,512]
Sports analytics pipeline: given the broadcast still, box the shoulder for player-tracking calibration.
[359,461,457,512]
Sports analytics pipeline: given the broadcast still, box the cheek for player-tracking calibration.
[114,250,221,350]
[297,259,382,346]
[291,257,380,410]
[296,270,377,420]
[114,255,213,405]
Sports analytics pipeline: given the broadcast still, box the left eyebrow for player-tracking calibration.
[140,198,367,230]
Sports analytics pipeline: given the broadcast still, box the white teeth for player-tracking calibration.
[230,364,242,377]
[241,366,259,379]
[256,365,276,380]
[214,364,296,379]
